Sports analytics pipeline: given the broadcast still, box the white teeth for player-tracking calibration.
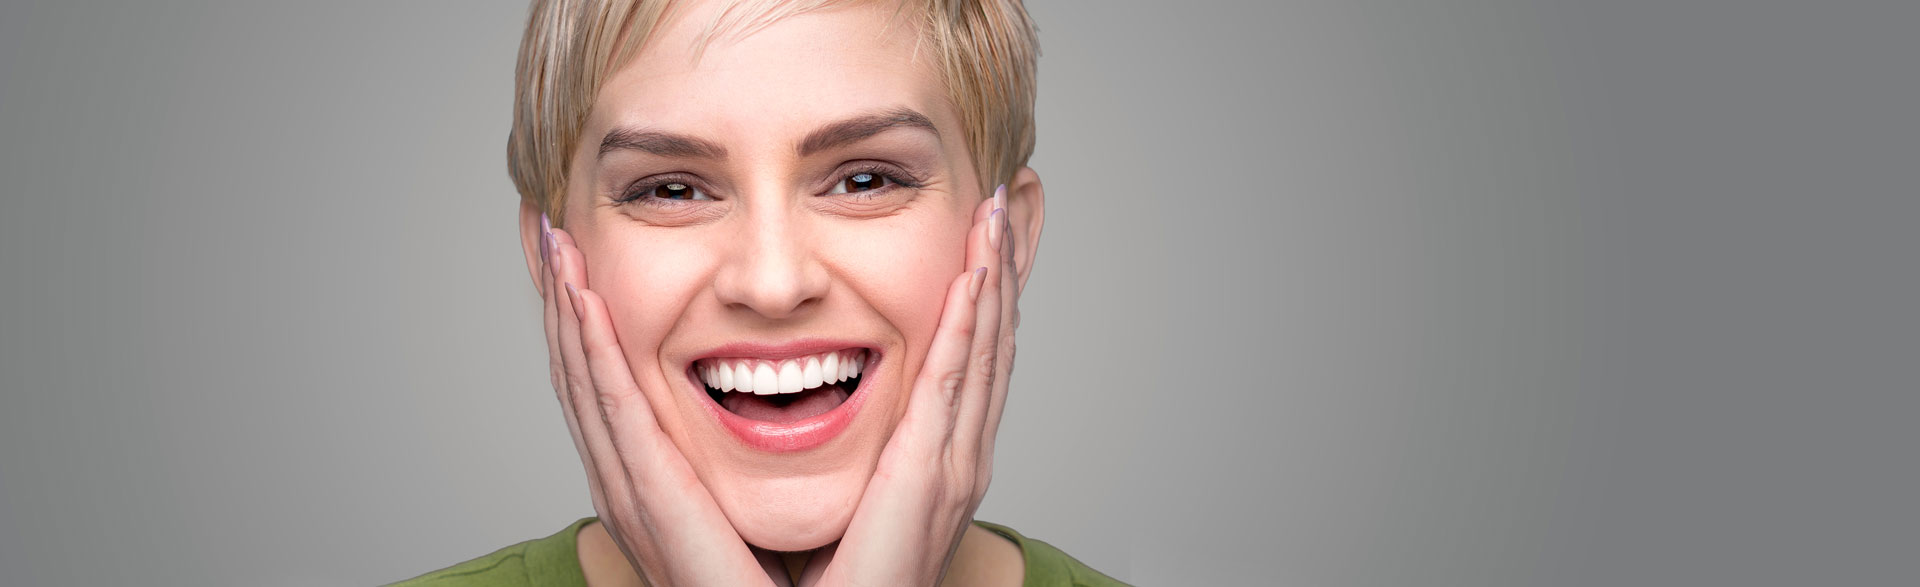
[803,357,823,389]
[695,349,869,395]
[778,361,803,394]
[753,364,779,396]
[732,363,753,393]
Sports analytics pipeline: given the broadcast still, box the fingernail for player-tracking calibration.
[993,183,1006,212]
[546,233,559,274]
[542,211,553,235]
[968,267,986,300]
[988,208,1004,252]
[539,215,551,263]
[565,282,580,310]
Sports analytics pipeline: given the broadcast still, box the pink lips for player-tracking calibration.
[689,339,876,452]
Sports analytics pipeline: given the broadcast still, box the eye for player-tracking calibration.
[649,181,711,201]
[829,171,894,195]
[617,176,715,205]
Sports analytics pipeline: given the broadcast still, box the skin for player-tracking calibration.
[514,1,1045,584]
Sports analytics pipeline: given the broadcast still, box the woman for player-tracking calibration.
[397,0,1122,585]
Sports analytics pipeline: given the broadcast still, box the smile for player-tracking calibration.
[688,344,876,452]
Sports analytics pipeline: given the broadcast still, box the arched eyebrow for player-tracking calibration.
[797,107,938,156]
[595,107,936,161]
[598,128,729,160]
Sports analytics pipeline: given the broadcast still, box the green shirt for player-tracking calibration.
[391,518,1128,587]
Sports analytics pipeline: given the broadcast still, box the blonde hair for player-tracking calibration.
[507,0,1040,224]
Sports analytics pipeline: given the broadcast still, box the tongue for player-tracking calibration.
[722,383,851,423]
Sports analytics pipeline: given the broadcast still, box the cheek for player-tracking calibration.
[824,214,972,345]
[580,237,708,361]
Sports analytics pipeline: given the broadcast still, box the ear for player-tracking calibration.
[518,200,547,298]
[1004,166,1046,294]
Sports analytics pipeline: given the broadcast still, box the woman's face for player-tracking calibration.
[537,2,985,551]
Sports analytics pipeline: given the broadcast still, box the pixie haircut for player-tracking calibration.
[508,0,1039,222]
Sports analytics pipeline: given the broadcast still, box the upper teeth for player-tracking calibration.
[696,349,867,395]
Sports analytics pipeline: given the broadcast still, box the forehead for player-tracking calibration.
[586,1,952,146]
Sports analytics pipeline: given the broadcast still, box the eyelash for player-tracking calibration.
[613,163,925,206]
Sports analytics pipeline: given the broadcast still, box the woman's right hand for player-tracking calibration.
[538,214,788,587]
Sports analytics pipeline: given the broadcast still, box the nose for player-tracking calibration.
[710,202,830,320]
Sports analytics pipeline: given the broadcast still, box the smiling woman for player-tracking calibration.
[391,0,1123,585]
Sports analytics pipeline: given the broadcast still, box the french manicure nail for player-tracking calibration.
[988,208,1004,252]
[968,267,987,300]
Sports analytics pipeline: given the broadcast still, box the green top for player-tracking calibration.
[390,518,1127,587]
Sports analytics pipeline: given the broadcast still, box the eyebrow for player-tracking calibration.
[598,128,729,160]
[595,107,938,161]
[797,107,939,156]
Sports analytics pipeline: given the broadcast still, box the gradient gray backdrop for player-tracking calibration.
[2,1,1915,585]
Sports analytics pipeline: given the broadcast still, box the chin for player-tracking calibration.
[720,470,868,551]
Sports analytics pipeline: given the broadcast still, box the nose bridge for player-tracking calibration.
[712,193,828,319]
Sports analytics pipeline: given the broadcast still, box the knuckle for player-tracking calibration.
[595,389,626,417]
[971,347,998,380]
[564,373,592,397]
[938,369,966,402]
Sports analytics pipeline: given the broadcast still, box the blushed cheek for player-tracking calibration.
[583,240,713,411]
[837,218,972,350]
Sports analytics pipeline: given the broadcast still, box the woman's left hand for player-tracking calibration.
[802,187,1022,586]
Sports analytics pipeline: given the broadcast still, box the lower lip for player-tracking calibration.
[693,359,874,452]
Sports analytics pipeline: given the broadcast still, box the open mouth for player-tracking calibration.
[694,348,869,424]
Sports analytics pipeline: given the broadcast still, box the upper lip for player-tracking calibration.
[687,338,879,363]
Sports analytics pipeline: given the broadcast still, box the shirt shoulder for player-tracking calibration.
[973,521,1132,587]
[387,518,595,587]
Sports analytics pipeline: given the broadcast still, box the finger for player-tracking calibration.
[980,203,1020,491]
[952,206,1005,462]
[570,284,672,476]
[551,229,642,516]
[895,264,983,457]
[542,221,610,512]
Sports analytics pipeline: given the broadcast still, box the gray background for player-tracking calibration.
[1,0,1914,585]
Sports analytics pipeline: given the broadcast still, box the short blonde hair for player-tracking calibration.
[507,0,1040,223]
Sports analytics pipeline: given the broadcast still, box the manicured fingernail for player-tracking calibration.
[993,183,1006,212]
[546,233,559,274]
[542,211,553,235]
[988,208,1004,252]
[539,218,551,264]
[968,267,987,300]
[565,282,580,310]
